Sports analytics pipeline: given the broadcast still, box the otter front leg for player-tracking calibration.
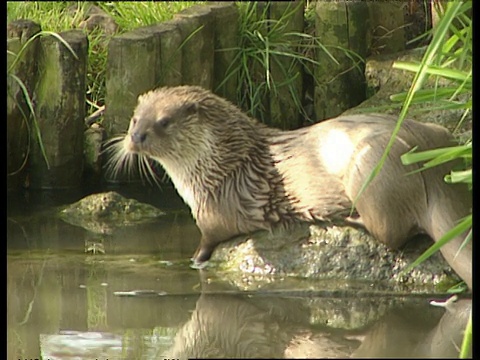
[191,238,217,269]
[191,214,238,268]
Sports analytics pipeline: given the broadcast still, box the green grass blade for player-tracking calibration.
[459,311,472,358]
[400,214,471,275]
[390,88,467,103]
[445,169,471,184]
[392,62,471,83]
[8,30,79,74]
[401,143,471,165]
[352,1,463,210]
[8,73,50,169]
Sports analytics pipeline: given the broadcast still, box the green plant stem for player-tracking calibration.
[458,310,472,358]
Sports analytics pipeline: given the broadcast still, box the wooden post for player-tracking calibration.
[29,30,87,189]
[104,28,160,137]
[367,2,406,54]
[314,1,369,121]
[174,5,215,89]
[7,20,42,190]
[209,2,240,103]
[268,0,304,129]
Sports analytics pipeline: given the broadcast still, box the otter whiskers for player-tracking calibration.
[103,136,162,187]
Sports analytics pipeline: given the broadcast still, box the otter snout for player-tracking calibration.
[123,130,146,153]
[130,132,146,144]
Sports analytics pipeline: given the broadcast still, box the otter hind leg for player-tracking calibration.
[427,180,472,289]
[345,135,428,249]
[345,215,365,229]
[346,133,472,289]
[435,231,472,290]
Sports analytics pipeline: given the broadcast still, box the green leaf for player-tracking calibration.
[459,311,472,358]
[446,282,468,294]
[8,73,50,170]
[390,87,469,103]
[445,169,472,184]
[392,62,471,83]
[400,214,471,275]
[401,144,471,167]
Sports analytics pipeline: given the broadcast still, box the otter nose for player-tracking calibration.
[130,132,146,144]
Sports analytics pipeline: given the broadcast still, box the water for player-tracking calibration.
[7,185,471,359]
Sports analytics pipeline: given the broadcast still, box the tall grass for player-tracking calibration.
[96,2,202,29]
[221,2,362,124]
[394,0,472,281]
[355,1,472,356]
[221,2,308,122]
[354,1,472,249]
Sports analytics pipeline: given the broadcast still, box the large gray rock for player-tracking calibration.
[206,223,461,292]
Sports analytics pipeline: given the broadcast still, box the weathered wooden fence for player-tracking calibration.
[7,1,416,190]
[105,3,240,137]
[7,21,87,190]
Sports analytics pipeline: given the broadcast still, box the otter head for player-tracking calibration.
[111,85,264,211]
[125,86,209,169]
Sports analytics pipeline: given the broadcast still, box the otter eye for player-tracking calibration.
[153,116,172,135]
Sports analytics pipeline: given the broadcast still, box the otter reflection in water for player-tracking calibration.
[106,86,471,288]
[158,292,470,358]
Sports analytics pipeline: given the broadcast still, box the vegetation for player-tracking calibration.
[7,30,79,172]
[7,0,472,357]
[221,2,312,123]
[398,2,471,356]
[7,1,362,125]
[7,1,201,115]
[361,1,471,356]
[393,0,471,285]
[224,2,362,124]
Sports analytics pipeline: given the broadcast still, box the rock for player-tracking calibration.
[344,47,472,140]
[67,3,120,36]
[78,14,119,36]
[206,223,461,292]
[59,191,165,234]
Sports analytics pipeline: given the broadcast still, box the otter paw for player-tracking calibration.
[191,245,214,267]
[190,259,209,270]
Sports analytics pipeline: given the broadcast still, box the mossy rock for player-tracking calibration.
[206,223,461,293]
[58,191,165,234]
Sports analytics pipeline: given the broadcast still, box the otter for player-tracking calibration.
[106,85,472,288]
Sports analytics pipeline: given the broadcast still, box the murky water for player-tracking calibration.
[7,185,470,359]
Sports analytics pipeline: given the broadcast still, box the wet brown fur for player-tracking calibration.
[107,86,472,288]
